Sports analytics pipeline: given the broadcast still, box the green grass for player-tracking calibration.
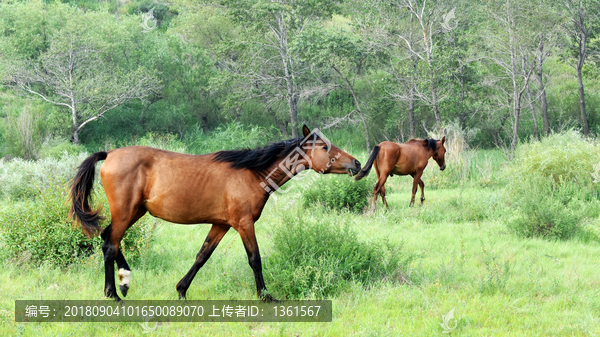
[1,145,600,335]
[2,182,600,335]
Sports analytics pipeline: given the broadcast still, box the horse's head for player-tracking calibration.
[432,136,447,171]
[300,125,361,176]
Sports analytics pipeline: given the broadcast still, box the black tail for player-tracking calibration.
[70,151,108,238]
[354,146,380,181]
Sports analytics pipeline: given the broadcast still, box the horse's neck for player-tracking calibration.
[411,140,435,158]
[261,155,309,192]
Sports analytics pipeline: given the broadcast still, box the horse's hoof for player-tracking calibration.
[108,293,122,302]
[119,284,129,297]
[178,289,187,300]
[105,287,121,301]
[261,294,278,303]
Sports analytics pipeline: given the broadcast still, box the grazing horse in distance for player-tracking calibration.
[70,125,361,302]
[354,138,446,212]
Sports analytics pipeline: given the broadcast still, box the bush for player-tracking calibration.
[504,131,600,240]
[39,138,86,159]
[302,174,371,213]
[266,212,411,298]
[2,107,47,160]
[0,178,157,267]
[136,132,188,153]
[187,122,279,154]
[0,152,90,200]
[0,182,99,266]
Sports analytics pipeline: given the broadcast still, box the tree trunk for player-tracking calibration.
[350,91,370,151]
[71,101,79,145]
[73,127,80,145]
[274,12,300,138]
[431,79,441,125]
[409,56,418,139]
[535,38,550,137]
[510,45,519,153]
[510,106,520,153]
[288,94,299,137]
[526,82,539,141]
[576,65,589,135]
[408,93,415,139]
[427,58,441,125]
[535,66,549,136]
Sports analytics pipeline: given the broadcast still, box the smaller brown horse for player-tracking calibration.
[354,138,446,211]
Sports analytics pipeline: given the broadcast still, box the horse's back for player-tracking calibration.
[376,141,428,175]
[99,146,262,225]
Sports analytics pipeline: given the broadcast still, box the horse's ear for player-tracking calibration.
[441,136,446,145]
[302,125,311,137]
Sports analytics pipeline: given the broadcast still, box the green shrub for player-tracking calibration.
[0,180,157,267]
[504,131,600,240]
[2,107,47,160]
[302,174,371,213]
[0,182,99,266]
[478,247,512,295]
[187,122,278,154]
[266,212,411,298]
[39,138,86,159]
[136,132,187,153]
[0,153,89,200]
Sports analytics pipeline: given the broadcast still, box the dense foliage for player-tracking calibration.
[266,212,410,298]
[0,0,599,158]
[504,131,600,239]
[302,173,372,213]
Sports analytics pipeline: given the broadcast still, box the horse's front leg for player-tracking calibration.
[176,224,230,299]
[237,218,277,302]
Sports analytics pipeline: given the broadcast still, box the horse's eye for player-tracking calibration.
[323,145,328,151]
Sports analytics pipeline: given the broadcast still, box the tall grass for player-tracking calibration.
[0,152,90,200]
[504,131,600,240]
[419,122,506,189]
[266,211,412,299]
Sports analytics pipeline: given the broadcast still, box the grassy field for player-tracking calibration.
[1,159,600,336]
[1,131,600,336]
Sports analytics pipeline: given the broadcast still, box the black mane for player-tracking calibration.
[212,137,304,173]
[425,138,438,151]
[409,138,438,151]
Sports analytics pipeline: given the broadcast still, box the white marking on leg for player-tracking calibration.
[118,268,131,288]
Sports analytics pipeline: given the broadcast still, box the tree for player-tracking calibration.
[562,0,599,136]
[5,32,160,144]
[219,0,339,137]
[295,26,378,150]
[481,0,537,152]
[387,0,451,126]
[531,0,562,137]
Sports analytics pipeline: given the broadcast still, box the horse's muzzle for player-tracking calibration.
[440,164,446,171]
[349,159,361,176]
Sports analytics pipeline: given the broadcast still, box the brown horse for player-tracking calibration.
[70,125,361,301]
[354,138,446,211]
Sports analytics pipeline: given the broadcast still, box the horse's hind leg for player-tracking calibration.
[371,174,390,213]
[102,206,147,301]
[115,207,147,297]
[176,224,230,299]
[419,179,425,205]
[101,225,120,300]
[380,184,390,209]
[409,171,423,207]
